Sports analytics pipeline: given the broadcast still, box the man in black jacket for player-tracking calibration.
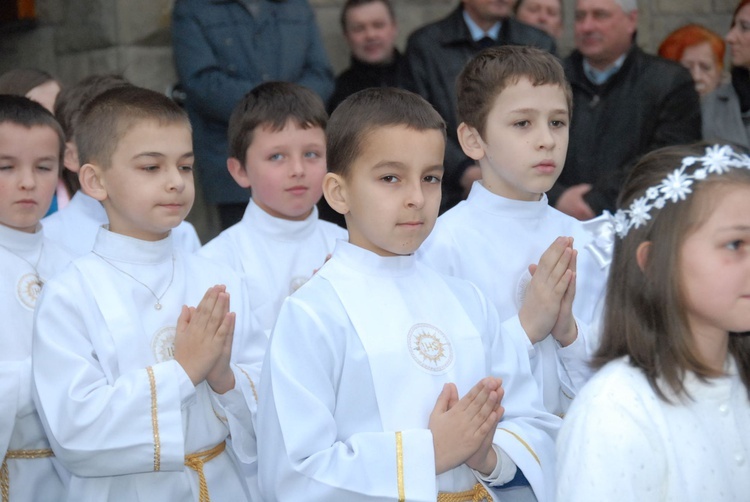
[552,0,701,219]
[402,0,556,211]
[328,0,403,114]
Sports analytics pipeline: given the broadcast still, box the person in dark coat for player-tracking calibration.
[328,0,403,113]
[172,0,334,229]
[402,0,556,212]
[552,0,701,219]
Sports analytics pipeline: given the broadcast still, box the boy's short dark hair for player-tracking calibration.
[0,94,65,163]
[54,74,131,141]
[327,87,446,178]
[228,81,328,163]
[76,86,190,168]
[340,0,395,31]
[457,45,572,140]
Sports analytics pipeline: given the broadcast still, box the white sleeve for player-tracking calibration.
[555,319,596,397]
[0,362,21,459]
[210,280,268,463]
[257,296,438,501]
[487,298,561,502]
[32,280,193,477]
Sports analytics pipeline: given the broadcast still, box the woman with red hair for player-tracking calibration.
[658,24,724,97]
[703,0,750,148]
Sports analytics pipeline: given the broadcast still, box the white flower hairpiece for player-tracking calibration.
[611,144,750,238]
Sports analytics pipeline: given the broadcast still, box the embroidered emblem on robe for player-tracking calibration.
[407,323,454,373]
[17,273,42,310]
[151,326,176,362]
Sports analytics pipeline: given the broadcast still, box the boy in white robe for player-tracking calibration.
[42,74,201,256]
[32,86,266,501]
[418,46,610,415]
[199,82,346,333]
[0,96,71,501]
[256,88,561,501]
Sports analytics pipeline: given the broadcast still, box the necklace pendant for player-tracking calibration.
[155,302,162,311]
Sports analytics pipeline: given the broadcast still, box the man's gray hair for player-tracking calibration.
[613,0,638,13]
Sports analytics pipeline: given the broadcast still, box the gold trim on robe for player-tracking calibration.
[395,431,405,502]
[146,366,161,471]
[500,428,540,465]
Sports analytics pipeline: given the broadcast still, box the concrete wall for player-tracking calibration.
[0,0,738,93]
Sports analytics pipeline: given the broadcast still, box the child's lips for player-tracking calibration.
[15,199,37,207]
[534,161,557,174]
[286,186,308,196]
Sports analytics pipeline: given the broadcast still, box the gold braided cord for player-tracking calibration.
[146,366,161,471]
[2,449,54,502]
[184,441,226,502]
[437,482,492,502]
[395,432,404,502]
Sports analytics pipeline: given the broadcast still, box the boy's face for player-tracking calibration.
[88,120,195,241]
[468,78,569,201]
[232,120,326,221]
[332,125,444,257]
[0,122,60,233]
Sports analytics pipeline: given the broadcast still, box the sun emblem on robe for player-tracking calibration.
[17,273,43,310]
[407,323,454,373]
[151,326,176,362]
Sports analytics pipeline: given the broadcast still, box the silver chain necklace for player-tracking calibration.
[0,242,44,288]
[92,252,175,310]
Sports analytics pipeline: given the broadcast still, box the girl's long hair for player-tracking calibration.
[594,143,750,402]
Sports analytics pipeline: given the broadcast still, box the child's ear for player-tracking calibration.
[78,163,107,201]
[227,157,251,188]
[636,241,651,272]
[63,141,80,173]
[457,122,486,162]
[322,172,349,216]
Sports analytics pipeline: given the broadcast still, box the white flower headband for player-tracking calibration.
[611,144,750,238]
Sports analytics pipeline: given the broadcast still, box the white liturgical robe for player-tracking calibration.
[257,241,561,502]
[0,223,72,501]
[557,357,750,501]
[419,182,610,414]
[199,199,346,333]
[32,228,266,501]
[42,191,201,257]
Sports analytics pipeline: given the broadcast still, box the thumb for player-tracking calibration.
[528,263,538,276]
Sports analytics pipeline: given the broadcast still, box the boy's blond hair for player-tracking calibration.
[456,46,572,141]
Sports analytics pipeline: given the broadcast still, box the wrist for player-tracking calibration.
[553,320,577,347]
[207,365,235,394]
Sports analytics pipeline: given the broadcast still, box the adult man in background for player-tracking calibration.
[328,0,402,113]
[172,0,334,229]
[552,0,701,219]
[402,0,556,211]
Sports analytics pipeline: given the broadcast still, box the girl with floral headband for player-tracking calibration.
[556,143,750,500]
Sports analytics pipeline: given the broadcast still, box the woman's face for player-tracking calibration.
[727,4,750,68]
[680,41,722,96]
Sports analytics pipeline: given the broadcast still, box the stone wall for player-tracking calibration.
[0,0,739,93]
